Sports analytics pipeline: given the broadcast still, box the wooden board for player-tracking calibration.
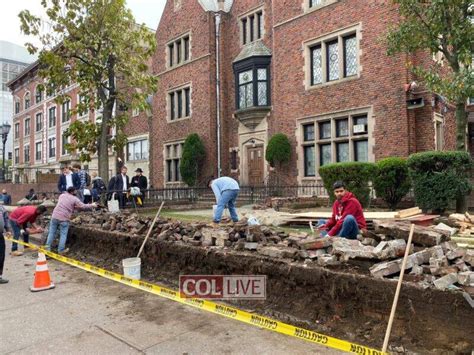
[290,211,397,219]
[394,207,422,219]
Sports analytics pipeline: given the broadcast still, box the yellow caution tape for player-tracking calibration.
[5,236,385,354]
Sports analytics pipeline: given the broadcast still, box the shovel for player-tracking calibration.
[137,201,165,258]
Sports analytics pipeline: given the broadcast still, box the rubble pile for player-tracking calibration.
[70,210,473,292]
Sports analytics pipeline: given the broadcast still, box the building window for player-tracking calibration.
[24,118,30,136]
[14,148,19,164]
[14,123,20,139]
[24,93,30,109]
[168,34,191,68]
[307,27,359,87]
[78,94,89,117]
[127,139,148,161]
[434,114,444,151]
[49,107,56,127]
[469,97,474,105]
[241,9,264,45]
[230,150,238,170]
[35,113,43,132]
[35,87,43,104]
[48,137,56,158]
[61,132,69,155]
[62,99,71,123]
[35,142,42,161]
[301,112,370,177]
[165,142,183,182]
[168,86,191,121]
[15,100,20,114]
[236,66,270,109]
[308,0,338,10]
[24,145,30,163]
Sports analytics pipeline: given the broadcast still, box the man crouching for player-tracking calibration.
[318,181,366,239]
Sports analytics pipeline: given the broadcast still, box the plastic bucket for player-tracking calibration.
[122,257,141,280]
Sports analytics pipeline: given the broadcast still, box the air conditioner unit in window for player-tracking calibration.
[353,124,367,134]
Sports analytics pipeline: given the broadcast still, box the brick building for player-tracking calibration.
[151,0,473,188]
[7,61,150,184]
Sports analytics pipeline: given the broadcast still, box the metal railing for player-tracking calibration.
[35,184,330,206]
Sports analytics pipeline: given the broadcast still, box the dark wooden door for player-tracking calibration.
[247,146,264,186]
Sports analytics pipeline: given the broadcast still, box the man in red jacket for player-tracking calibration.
[9,205,47,256]
[318,181,366,239]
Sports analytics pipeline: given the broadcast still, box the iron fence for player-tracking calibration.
[35,184,330,206]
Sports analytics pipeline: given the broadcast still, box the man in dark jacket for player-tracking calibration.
[130,168,148,206]
[318,181,366,239]
[110,166,130,209]
[58,166,80,193]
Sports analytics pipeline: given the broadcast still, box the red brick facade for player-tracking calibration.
[8,63,150,183]
[151,0,463,188]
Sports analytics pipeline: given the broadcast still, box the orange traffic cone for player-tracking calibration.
[30,252,55,292]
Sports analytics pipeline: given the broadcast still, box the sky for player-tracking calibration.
[0,0,166,48]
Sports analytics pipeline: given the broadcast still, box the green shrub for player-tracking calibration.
[319,162,376,207]
[180,133,206,187]
[406,151,472,212]
[373,157,411,210]
[265,133,291,168]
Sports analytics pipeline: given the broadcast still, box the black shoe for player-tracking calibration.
[0,277,9,284]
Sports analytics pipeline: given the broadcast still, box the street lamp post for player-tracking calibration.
[0,123,11,183]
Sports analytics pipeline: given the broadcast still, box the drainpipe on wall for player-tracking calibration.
[214,2,224,178]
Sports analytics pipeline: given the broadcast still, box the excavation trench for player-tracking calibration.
[68,226,474,353]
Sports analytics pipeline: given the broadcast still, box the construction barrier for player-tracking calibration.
[5,236,385,354]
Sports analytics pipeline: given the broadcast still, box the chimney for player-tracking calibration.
[217,0,225,11]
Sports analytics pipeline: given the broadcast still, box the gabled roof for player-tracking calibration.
[198,0,233,13]
[233,40,272,63]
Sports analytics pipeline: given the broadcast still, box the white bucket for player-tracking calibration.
[212,204,229,217]
[122,257,141,280]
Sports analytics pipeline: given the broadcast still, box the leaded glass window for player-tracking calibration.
[304,145,315,177]
[336,119,348,137]
[239,70,253,109]
[311,45,322,85]
[319,121,331,139]
[257,68,267,106]
[320,144,331,166]
[336,142,349,162]
[327,41,339,81]
[303,124,315,141]
[354,140,368,162]
[309,0,322,7]
[344,35,357,77]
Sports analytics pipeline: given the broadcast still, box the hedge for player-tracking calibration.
[179,133,206,187]
[373,157,411,210]
[406,151,472,212]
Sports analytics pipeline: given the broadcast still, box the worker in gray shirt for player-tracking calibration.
[207,176,240,225]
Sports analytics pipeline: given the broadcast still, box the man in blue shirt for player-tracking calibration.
[0,189,11,206]
[208,176,240,225]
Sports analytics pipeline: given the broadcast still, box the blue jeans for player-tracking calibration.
[45,218,70,252]
[318,215,359,239]
[10,220,29,252]
[214,190,239,223]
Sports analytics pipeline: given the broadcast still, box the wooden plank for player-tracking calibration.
[290,211,397,219]
[394,207,422,219]
[451,237,474,244]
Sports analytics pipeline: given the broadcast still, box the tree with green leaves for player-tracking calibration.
[19,0,157,180]
[180,133,206,187]
[386,0,473,151]
[265,133,291,186]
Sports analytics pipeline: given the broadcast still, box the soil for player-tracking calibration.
[67,226,474,354]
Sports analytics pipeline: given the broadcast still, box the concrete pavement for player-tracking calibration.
[0,240,341,355]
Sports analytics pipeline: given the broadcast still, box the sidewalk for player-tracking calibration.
[0,239,341,354]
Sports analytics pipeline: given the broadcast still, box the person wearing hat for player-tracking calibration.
[130,168,148,206]
[45,186,97,254]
